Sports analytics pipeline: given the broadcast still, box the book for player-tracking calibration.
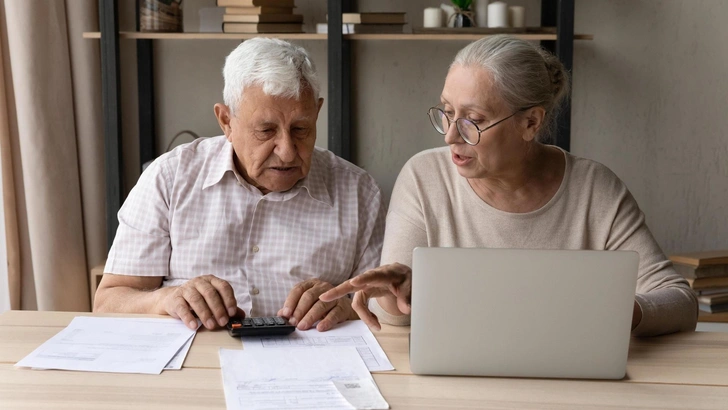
[673,263,728,279]
[223,14,303,23]
[346,23,405,34]
[669,250,728,267]
[696,287,728,296]
[316,23,405,34]
[687,276,728,290]
[699,302,728,313]
[217,0,295,8]
[315,23,333,34]
[225,6,294,15]
[698,292,728,306]
[341,12,406,24]
[222,22,303,33]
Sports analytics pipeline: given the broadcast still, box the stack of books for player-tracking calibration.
[317,12,407,34]
[670,250,728,313]
[217,0,303,33]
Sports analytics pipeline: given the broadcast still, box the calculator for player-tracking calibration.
[226,316,296,337]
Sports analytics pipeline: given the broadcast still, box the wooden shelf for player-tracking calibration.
[699,310,728,323]
[348,33,593,41]
[83,32,326,40]
[83,31,593,41]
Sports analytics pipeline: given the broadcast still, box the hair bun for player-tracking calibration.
[539,50,570,105]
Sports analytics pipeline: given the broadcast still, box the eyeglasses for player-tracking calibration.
[427,106,532,146]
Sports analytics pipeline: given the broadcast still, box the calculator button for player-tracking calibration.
[274,317,286,325]
[263,317,275,326]
[231,323,241,329]
[242,318,253,327]
[252,318,265,326]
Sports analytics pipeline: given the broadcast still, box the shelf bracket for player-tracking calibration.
[540,0,574,152]
[99,0,123,250]
[327,0,354,161]
[135,1,157,170]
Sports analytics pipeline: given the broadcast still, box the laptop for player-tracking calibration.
[409,247,639,379]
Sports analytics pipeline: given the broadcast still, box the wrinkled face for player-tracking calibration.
[440,65,532,180]
[215,86,323,194]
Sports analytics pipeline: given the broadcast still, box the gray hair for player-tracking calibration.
[222,38,320,114]
[452,35,570,142]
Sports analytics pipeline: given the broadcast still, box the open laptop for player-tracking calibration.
[409,248,639,379]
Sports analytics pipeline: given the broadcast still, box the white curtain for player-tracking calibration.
[0,0,106,312]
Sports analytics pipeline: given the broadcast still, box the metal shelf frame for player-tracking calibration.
[97,0,576,248]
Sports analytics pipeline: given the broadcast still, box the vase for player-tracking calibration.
[139,0,183,32]
[453,12,473,28]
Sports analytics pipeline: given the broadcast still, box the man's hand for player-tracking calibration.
[278,278,355,332]
[319,263,412,331]
[160,275,241,330]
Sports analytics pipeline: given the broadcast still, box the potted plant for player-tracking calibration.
[450,0,475,27]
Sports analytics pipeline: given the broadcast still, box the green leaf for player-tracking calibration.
[451,0,473,9]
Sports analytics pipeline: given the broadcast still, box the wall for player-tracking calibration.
[118,0,727,255]
[570,0,728,253]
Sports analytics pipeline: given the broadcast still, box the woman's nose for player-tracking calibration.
[443,121,462,145]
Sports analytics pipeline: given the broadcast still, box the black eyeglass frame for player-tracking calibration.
[427,106,535,146]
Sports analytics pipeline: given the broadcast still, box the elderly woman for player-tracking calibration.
[322,35,697,337]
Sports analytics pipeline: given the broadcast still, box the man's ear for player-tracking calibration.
[214,103,233,140]
[522,106,546,142]
[317,98,324,114]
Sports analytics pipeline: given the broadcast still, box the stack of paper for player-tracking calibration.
[241,320,394,372]
[220,347,389,410]
[15,317,199,374]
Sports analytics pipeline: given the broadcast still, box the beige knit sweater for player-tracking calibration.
[371,146,697,337]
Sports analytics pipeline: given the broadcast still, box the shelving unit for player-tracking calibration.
[83,32,594,41]
[93,0,588,249]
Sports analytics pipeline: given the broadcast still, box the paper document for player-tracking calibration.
[241,320,394,372]
[333,379,391,410]
[165,332,196,370]
[219,347,389,410]
[16,316,198,374]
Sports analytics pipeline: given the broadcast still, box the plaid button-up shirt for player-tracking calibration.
[105,136,385,317]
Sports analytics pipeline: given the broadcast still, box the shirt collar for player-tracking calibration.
[297,151,333,207]
[202,141,333,207]
[202,139,237,190]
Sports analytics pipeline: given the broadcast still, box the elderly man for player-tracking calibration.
[94,38,385,333]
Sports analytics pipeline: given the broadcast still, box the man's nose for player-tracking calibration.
[275,133,297,163]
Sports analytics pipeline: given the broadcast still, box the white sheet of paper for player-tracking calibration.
[164,332,196,370]
[15,316,197,374]
[220,347,387,410]
[241,320,394,372]
[333,379,389,410]
[230,380,354,410]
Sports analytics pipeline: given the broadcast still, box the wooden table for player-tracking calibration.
[1,311,728,409]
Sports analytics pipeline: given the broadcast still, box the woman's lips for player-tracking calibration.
[451,152,472,166]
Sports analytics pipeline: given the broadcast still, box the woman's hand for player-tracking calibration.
[320,263,412,330]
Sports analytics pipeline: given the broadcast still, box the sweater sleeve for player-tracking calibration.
[370,159,429,326]
[604,179,698,336]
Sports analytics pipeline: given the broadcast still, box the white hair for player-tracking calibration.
[452,35,570,143]
[222,38,320,114]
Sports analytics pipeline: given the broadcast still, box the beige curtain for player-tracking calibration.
[0,0,106,311]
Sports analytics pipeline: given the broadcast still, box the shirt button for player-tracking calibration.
[251,287,260,295]
[252,245,260,253]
